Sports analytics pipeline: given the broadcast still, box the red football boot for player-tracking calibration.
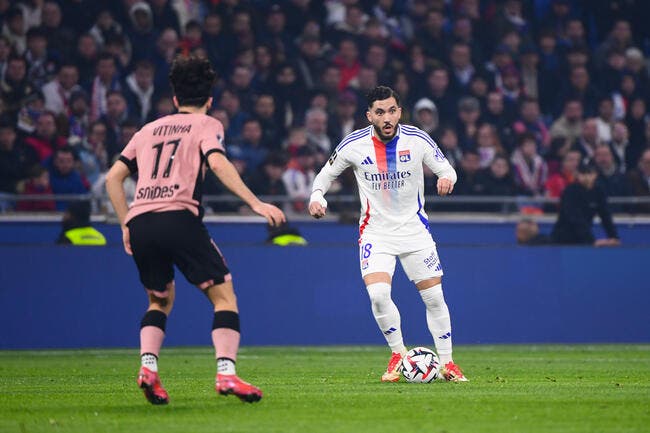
[216,374,263,403]
[137,366,169,405]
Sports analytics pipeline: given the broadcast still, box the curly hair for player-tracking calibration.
[365,86,401,109]
[168,55,216,107]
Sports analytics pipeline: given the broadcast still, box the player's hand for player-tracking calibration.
[121,225,132,255]
[252,202,286,227]
[309,201,327,219]
[437,178,454,195]
[594,238,621,247]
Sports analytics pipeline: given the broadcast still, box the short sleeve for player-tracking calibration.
[200,117,226,159]
[119,131,139,173]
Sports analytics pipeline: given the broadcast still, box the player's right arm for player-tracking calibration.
[105,159,133,255]
[309,148,350,219]
[207,151,285,226]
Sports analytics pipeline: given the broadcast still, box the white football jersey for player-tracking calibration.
[312,124,457,239]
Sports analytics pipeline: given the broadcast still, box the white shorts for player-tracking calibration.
[358,232,443,282]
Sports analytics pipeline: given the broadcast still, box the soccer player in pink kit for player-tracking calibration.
[106,56,285,405]
[309,86,467,382]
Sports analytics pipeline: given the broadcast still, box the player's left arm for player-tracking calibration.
[422,138,457,196]
[208,151,286,226]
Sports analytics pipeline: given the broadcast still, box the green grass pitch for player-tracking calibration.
[1,345,649,433]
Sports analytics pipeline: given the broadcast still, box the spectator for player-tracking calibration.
[304,107,331,157]
[426,66,457,126]
[16,165,55,211]
[332,38,361,92]
[48,146,89,211]
[39,1,75,63]
[88,9,124,48]
[66,90,91,146]
[511,133,548,196]
[282,146,317,213]
[149,0,181,35]
[151,28,178,91]
[100,90,130,160]
[231,118,268,177]
[625,148,650,213]
[74,33,100,85]
[550,98,584,144]
[593,144,629,200]
[411,98,438,137]
[127,1,158,63]
[512,97,550,151]
[561,66,601,117]
[251,93,283,150]
[25,111,66,162]
[476,123,504,169]
[545,149,581,199]
[88,52,122,121]
[72,120,108,186]
[249,154,289,210]
[329,91,364,146]
[294,34,328,92]
[24,27,56,89]
[42,64,82,117]
[56,201,106,246]
[0,117,36,194]
[1,55,32,119]
[572,117,602,163]
[454,150,486,196]
[608,121,632,173]
[2,7,26,55]
[550,163,620,246]
[448,42,476,93]
[480,155,519,199]
[595,97,615,143]
[122,59,157,124]
[435,126,462,169]
[483,90,516,149]
[515,218,552,245]
[456,96,481,150]
[0,35,11,83]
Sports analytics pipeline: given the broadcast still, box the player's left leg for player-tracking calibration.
[400,246,468,382]
[415,278,467,382]
[203,280,262,403]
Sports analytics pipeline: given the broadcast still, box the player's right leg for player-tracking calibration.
[137,283,175,404]
[364,272,407,382]
[203,280,262,403]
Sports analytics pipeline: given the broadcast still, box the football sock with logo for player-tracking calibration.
[419,284,453,364]
[140,310,167,368]
[141,353,158,372]
[217,357,236,375]
[211,310,240,371]
[366,282,406,354]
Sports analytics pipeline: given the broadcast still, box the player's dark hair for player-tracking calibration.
[366,86,401,109]
[169,55,216,107]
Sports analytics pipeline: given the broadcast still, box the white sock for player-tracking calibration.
[419,284,453,364]
[141,353,158,372]
[217,357,236,375]
[367,282,406,354]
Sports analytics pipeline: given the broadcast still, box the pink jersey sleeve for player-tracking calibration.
[199,116,226,158]
[119,131,140,173]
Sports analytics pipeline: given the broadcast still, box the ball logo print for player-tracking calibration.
[401,347,441,383]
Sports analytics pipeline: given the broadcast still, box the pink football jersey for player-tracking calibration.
[120,113,225,223]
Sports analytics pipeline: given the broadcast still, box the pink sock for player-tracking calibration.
[140,326,165,356]
[211,328,240,361]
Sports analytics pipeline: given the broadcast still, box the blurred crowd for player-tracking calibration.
[0,0,649,215]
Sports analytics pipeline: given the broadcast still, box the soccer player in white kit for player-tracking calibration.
[309,86,467,382]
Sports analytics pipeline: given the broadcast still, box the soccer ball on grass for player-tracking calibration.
[401,347,441,383]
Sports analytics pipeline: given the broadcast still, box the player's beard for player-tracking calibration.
[373,123,397,142]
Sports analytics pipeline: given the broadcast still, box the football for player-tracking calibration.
[401,347,441,383]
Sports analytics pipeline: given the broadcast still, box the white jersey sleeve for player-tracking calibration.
[311,147,351,195]
[422,133,457,184]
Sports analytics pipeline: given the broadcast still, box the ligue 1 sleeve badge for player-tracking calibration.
[399,149,411,162]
